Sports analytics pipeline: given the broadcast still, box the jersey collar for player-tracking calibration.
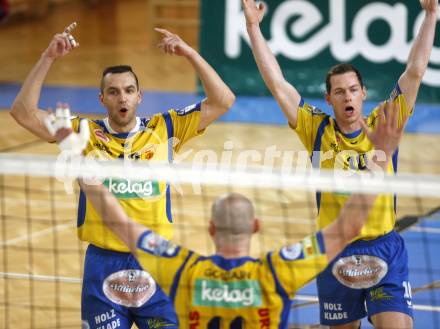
[103,117,141,136]
[334,119,363,139]
[204,254,260,270]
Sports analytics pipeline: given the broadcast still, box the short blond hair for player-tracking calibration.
[211,193,254,236]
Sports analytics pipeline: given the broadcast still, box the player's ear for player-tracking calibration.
[252,218,260,234]
[137,90,142,104]
[208,220,216,237]
[362,86,367,101]
[99,93,104,104]
[325,92,331,105]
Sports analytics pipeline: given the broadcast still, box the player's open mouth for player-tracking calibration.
[345,106,354,116]
[119,108,128,116]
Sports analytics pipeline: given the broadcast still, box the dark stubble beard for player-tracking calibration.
[109,111,137,131]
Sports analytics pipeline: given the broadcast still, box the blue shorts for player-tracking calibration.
[317,230,413,326]
[81,244,178,329]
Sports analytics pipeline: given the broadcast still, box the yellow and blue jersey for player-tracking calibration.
[72,103,203,251]
[293,85,412,239]
[135,230,328,328]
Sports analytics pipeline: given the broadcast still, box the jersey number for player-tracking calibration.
[402,281,412,299]
[208,316,244,329]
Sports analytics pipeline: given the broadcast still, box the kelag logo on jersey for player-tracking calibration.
[193,279,262,308]
[104,178,160,199]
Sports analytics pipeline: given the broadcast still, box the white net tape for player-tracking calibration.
[0,153,439,197]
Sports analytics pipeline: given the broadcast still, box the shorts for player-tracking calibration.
[317,230,413,326]
[81,244,178,329]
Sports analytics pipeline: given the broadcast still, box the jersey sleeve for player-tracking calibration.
[71,117,81,133]
[135,230,197,294]
[368,84,413,128]
[167,102,205,152]
[291,99,329,153]
[265,231,328,298]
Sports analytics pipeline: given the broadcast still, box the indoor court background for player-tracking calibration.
[0,0,439,328]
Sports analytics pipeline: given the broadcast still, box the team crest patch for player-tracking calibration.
[142,144,156,160]
[139,232,178,257]
[304,105,323,115]
[280,242,302,261]
[332,255,388,289]
[177,103,198,116]
[103,270,156,307]
[94,129,110,143]
[310,106,323,115]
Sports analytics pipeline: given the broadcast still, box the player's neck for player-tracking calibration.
[108,118,137,133]
[335,119,362,135]
[215,240,250,259]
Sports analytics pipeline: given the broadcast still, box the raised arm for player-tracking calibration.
[242,0,301,127]
[10,22,79,142]
[398,0,438,111]
[323,101,409,261]
[155,28,235,131]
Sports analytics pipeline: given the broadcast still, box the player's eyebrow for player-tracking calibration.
[334,84,360,92]
[105,86,119,92]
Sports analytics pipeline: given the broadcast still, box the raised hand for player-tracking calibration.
[359,101,409,157]
[242,0,266,26]
[155,28,194,57]
[43,22,79,60]
[44,103,89,155]
[420,0,438,13]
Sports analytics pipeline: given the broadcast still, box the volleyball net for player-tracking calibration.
[0,152,439,328]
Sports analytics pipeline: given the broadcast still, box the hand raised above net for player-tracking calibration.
[44,103,89,155]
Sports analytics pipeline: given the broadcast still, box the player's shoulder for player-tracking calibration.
[145,113,165,130]
[165,102,202,118]
[368,83,406,122]
[299,99,327,117]
[388,83,403,102]
[71,116,90,132]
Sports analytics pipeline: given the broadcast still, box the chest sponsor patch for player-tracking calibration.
[193,279,262,308]
[332,255,388,289]
[94,129,110,143]
[103,270,156,307]
[104,178,161,199]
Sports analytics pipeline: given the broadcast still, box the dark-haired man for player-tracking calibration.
[242,0,437,327]
[11,23,235,329]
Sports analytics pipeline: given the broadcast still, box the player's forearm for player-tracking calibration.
[246,23,300,126]
[80,181,143,252]
[324,152,391,261]
[403,11,437,81]
[342,152,392,235]
[186,49,235,111]
[399,8,437,110]
[323,193,376,261]
[246,23,286,92]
